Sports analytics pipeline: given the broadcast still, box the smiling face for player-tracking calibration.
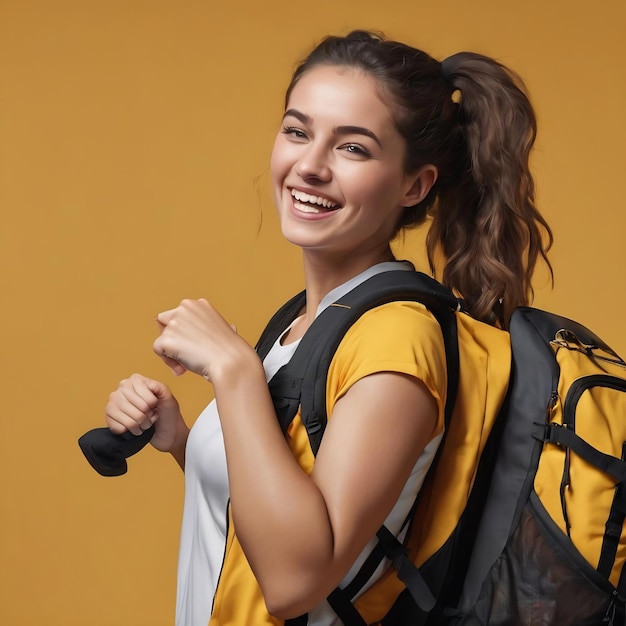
[270,65,429,268]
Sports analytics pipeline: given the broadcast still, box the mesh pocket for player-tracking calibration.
[461,494,620,625]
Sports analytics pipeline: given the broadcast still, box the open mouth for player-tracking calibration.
[291,189,340,214]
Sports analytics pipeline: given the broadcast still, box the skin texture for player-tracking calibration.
[104,65,439,618]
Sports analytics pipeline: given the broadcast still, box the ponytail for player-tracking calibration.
[428,53,553,327]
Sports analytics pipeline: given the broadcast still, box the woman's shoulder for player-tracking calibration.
[329,301,447,387]
[329,300,510,396]
[335,299,510,357]
[342,300,446,349]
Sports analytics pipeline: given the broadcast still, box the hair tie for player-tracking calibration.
[440,57,454,80]
[440,57,461,103]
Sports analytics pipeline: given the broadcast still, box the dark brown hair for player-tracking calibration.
[286,31,553,327]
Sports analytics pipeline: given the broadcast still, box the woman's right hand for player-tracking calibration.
[105,373,188,455]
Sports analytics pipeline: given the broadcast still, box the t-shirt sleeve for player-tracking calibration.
[326,301,447,436]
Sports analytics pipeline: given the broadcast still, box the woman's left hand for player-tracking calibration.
[153,298,253,382]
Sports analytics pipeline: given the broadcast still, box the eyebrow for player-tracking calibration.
[283,108,383,148]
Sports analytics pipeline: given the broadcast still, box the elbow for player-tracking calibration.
[264,597,312,621]
[265,600,302,621]
[261,576,326,620]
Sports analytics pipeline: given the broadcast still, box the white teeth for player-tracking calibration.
[291,189,338,209]
[293,201,321,213]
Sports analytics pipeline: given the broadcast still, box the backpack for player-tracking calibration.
[254,270,626,626]
[451,306,626,626]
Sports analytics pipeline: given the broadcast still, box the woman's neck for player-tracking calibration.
[300,246,396,327]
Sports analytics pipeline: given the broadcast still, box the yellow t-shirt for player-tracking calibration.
[210,302,510,625]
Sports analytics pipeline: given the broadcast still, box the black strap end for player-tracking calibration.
[78,426,154,477]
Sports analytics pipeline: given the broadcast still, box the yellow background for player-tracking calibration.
[1,0,624,624]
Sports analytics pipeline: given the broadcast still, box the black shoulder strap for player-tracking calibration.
[268,270,461,451]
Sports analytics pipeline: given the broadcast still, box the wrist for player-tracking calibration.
[208,344,264,388]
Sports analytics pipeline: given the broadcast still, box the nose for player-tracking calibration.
[294,143,332,183]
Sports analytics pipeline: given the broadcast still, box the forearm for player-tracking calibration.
[169,423,190,471]
[213,355,339,613]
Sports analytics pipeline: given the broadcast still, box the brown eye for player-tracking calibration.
[341,144,370,157]
[282,126,308,140]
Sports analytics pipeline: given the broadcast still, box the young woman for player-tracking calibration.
[104,31,552,625]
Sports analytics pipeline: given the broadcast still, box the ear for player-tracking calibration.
[401,165,438,207]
